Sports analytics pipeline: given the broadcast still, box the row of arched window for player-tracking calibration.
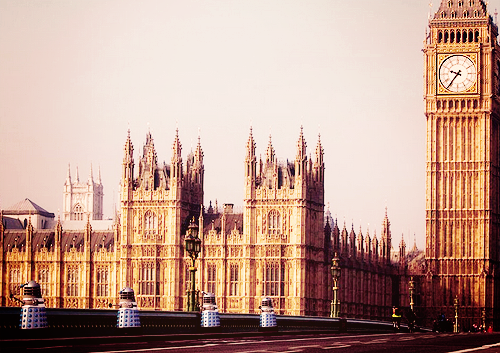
[436,99,479,111]
[446,0,476,7]
[439,10,481,19]
[184,263,240,297]
[437,29,480,43]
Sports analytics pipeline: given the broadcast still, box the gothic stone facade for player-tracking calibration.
[0,128,403,319]
[420,0,500,330]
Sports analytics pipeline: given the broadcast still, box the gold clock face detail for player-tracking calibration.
[439,55,477,93]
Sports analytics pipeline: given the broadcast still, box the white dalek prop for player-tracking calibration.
[259,297,277,329]
[200,292,220,328]
[18,281,48,329]
[116,287,141,328]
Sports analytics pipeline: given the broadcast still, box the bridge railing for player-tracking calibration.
[0,306,397,338]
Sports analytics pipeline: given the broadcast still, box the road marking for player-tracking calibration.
[28,346,70,350]
[92,343,219,352]
[288,345,320,349]
[322,344,352,349]
[362,339,388,344]
[447,342,500,353]
[90,333,393,353]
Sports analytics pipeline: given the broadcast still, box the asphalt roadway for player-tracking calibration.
[3,331,500,353]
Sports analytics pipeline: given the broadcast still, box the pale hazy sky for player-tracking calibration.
[3,0,500,249]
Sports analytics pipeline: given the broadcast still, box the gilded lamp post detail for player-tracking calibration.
[330,253,341,318]
[184,218,201,312]
[409,277,414,311]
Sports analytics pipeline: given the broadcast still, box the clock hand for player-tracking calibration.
[447,69,462,88]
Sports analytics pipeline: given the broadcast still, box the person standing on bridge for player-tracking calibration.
[392,306,402,330]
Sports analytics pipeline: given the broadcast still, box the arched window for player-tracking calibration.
[37,267,50,297]
[229,264,239,296]
[144,210,157,238]
[66,266,79,296]
[448,0,453,7]
[9,266,21,295]
[96,267,109,297]
[268,210,281,236]
[438,31,443,43]
[73,204,83,221]
[264,262,285,296]
[451,11,456,19]
[463,10,468,18]
[207,264,217,294]
[139,263,155,295]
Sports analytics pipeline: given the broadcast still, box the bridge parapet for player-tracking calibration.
[0,307,399,339]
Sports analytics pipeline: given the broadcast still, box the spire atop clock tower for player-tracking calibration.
[433,0,488,19]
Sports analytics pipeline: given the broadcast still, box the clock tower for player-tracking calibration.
[424,0,500,329]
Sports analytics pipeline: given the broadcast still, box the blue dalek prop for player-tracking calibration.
[200,292,220,327]
[17,281,48,329]
[259,297,277,329]
[116,287,141,328]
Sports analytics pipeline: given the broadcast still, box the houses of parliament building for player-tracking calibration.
[1,0,500,330]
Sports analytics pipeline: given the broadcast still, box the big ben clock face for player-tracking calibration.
[438,54,477,93]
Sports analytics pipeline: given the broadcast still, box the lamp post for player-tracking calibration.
[330,252,341,318]
[409,277,415,311]
[454,296,459,333]
[184,218,201,312]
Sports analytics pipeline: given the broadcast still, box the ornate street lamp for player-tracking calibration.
[330,252,341,318]
[184,218,201,312]
[409,277,415,311]
[454,296,459,333]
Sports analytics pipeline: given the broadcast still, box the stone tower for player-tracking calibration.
[120,129,203,310]
[63,164,103,221]
[423,0,500,329]
[243,127,328,316]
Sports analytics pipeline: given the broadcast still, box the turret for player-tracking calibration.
[365,228,371,263]
[331,218,340,254]
[55,215,62,248]
[372,231,379,263]
[349,224,356,259]
[85,214,92,253]
[245,127,257,187]
[399,234,406,271]
[170,129,183,187]
[122,130,134,190]
[357,226,364,260]
[65,164,72,190]
[313,134,324,183]
[88,163,94,186]
[138,131,158,190]
[340,222,348,257]
[294,126,307,188]
[192,135,204,187]
[380,208,392,265]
